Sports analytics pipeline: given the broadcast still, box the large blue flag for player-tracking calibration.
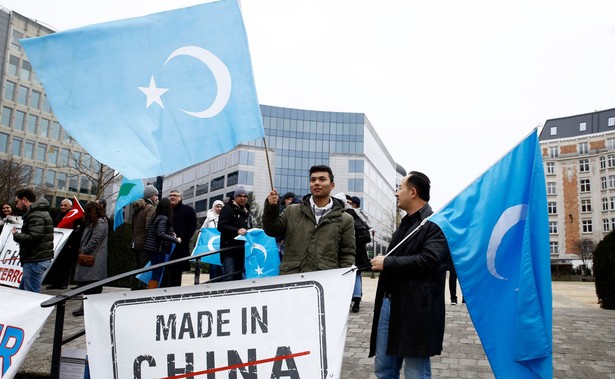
[238,228,280,279]
[429,130,552,378]
[113,178,144,231]
[191,228,223,266]
[20,0,264,179]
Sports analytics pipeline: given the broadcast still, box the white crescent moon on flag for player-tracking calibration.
[486,204,528,280]
[165,46,231,118]
[252,243,267,261]
[66,209,79,218]
[207,235,220,251]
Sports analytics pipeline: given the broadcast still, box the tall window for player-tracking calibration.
[582,220,593,233]
[550,241,558,255]
[609,117,615,127]
[578,142,589,155]
[581,199,592,213]
[549,221,558,234]
[609,176,615,189]
[547,202,557,214]
[602,176,607,190]
[1,107,12,127]
[611,197,615,210]
[580,179,591,192]
[603,219,610,232]
[603,197,609,211]
[608,154,615,167]
[608,138,615,150]
[600,156,606,169]
[546,162,555,175]
[547,182,557,195]
[11,137,22,157]
[4,81,15,101]
[36,143,47,162]
[579,122,587,131]
[579,159,589,172]
[549,146,559,158]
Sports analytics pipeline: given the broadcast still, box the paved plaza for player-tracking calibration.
[16,276,615,378]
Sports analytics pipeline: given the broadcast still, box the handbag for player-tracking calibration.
[78,253,95,266]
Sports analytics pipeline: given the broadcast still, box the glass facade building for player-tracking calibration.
[0,9,99,206]
[163,104,402,253]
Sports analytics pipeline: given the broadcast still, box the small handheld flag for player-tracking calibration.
[56,196,84,229]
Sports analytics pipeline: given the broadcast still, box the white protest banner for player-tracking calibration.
[84,267,355,379]
[0,226,73,288]
[0,286,53,379]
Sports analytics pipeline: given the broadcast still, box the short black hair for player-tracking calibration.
[309,165,334,182]
[15,188,36,203]
[406,171,431,202]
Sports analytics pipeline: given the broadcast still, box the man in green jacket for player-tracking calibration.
[263,165,355,274]
[12,188,54,292]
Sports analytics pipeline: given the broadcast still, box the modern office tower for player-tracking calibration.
[163,104,404,254]
[0,8,101,207]
[539,107,615,263]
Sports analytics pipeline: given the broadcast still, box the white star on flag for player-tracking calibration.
[254,266,264,276]
[138,76,169,108]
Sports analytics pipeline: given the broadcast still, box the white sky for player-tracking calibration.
[2,0,615,210]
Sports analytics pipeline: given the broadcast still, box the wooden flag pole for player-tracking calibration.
[262,137,274,190]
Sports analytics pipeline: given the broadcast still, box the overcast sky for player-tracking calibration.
[2,0,615,210]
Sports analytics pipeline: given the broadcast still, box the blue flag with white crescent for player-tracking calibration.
[113,178,144,231]
[191,228,223,266]
[20,0,264,179]
[237,228,280,278]
[429,130,552,378]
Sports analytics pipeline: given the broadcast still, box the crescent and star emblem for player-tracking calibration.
[138,45,232,118]
[65,209,80,218]
[207,235,220,251]
[486,204,528,280]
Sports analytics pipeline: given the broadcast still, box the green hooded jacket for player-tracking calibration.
[263,194,355,274]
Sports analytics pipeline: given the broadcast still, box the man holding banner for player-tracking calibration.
[369,171,450,379]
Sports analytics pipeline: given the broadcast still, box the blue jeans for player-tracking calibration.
[19,260,52,293]
[353,271,362,298]
[375,297,432,379]
[222,255,244,281]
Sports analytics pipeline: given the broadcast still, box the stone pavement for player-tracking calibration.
[16,275,615,378]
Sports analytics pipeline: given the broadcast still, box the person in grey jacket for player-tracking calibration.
[12,188,54,292]
[72,201,108,316]
[263,165,355,274]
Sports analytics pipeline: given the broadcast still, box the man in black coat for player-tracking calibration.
[164,189,197,287]
[369,171,450,378]
[217,186,253,281]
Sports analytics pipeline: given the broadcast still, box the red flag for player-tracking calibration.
[57,197,84,229]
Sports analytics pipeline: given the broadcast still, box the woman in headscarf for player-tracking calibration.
[200,200,225,280]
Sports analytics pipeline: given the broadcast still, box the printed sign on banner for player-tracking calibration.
[0,286,53,379]
[84,268,355,379]
[0,226,72,288]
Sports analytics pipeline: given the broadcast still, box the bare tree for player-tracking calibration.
[0,156,47,203]
[56,136,120,200]
[573,238,594,275]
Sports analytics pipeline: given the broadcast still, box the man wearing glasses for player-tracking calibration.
[12,188,54,292]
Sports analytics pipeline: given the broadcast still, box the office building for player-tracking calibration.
[539,107,615,262]
[0,8,100,207]
[163,104,403,254]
